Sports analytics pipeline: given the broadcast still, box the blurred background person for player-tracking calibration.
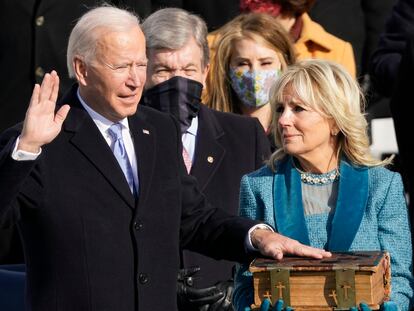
[370,0,414,246]
[370,0,414,96]
[141,8,271,311]
[207,0,355,77]
[310,0,396,80]
[309,0,398,165]
[151,0,356,80]
[233,60,414,311]
[0,0,151,133]
[205,13,296,151]
[150,0,240,31]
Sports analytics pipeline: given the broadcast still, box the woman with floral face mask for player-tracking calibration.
[205,13,296,142]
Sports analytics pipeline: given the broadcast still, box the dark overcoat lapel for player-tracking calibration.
[62,89,135,208]
[128,108,156,210]
[190,105,225,191]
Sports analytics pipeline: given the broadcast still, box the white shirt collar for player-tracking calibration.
[186,116,198,136]
[76,88,130,132]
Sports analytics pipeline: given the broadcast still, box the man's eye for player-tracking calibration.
[135,63,147,69]
[114,64,129,70]
[156,69,168,74]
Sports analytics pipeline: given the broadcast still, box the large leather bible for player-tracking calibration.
[249,251,390,310]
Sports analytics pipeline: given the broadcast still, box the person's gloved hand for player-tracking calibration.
[244,298,293,311]
[349,301,398,311]
[206,279,234,311]
[177,267,224,310]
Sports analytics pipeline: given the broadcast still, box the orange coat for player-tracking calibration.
[296,13,356,78]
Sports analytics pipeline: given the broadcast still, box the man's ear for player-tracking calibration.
[73,56,88,86]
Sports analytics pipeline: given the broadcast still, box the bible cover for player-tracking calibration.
[249,251,391,310]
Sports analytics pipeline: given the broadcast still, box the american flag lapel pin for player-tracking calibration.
[142,129,150,135]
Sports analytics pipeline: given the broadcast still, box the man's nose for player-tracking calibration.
[128,66,143,87]
[171,70,186,78]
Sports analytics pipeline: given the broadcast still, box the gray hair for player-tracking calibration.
[142,8,209,68]
[67,5,140,78]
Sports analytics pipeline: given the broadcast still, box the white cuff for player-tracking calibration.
[245,223,274,252]
[11,137,42,161]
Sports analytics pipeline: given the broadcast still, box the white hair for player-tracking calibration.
[66,5,140,78]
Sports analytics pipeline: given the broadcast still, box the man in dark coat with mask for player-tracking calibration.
[141,8,271,311]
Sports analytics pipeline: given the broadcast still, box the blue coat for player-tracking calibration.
[233,157,414,310]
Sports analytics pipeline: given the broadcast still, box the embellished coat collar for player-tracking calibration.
[273,156,368,251]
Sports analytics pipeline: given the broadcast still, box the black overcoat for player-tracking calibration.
[0,86,257,311]
[182,105,270,288]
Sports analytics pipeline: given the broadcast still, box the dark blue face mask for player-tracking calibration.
[141,76,203,134]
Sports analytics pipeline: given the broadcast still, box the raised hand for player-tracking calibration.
[18,71,70,153]
[251,229,331,260]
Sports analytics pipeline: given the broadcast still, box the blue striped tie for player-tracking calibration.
[108,123,137,197]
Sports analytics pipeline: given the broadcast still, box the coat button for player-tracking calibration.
[133,220,143,231]
[35,66,45,79]
[139,273,148,284]
[35,16,45,26]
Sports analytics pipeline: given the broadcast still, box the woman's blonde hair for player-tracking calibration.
[205,13,296,113]
[267,59,391,171]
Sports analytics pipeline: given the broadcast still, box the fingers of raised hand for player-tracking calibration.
[55,105,70,125]
[38,71,59,104]
[29,84,41,107]
[20,71,66,150]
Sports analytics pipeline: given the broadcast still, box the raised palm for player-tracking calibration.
[19,71,70,152]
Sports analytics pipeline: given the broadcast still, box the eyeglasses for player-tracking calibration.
[101,60,148,75]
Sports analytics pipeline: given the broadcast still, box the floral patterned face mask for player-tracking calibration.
[229,68,281,108]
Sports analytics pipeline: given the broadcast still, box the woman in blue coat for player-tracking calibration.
[233,59,414,310]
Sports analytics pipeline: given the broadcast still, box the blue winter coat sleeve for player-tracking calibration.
[233,174,257,311]
[376,171,414,310]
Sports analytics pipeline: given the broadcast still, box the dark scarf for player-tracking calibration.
[141,76,203,134]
